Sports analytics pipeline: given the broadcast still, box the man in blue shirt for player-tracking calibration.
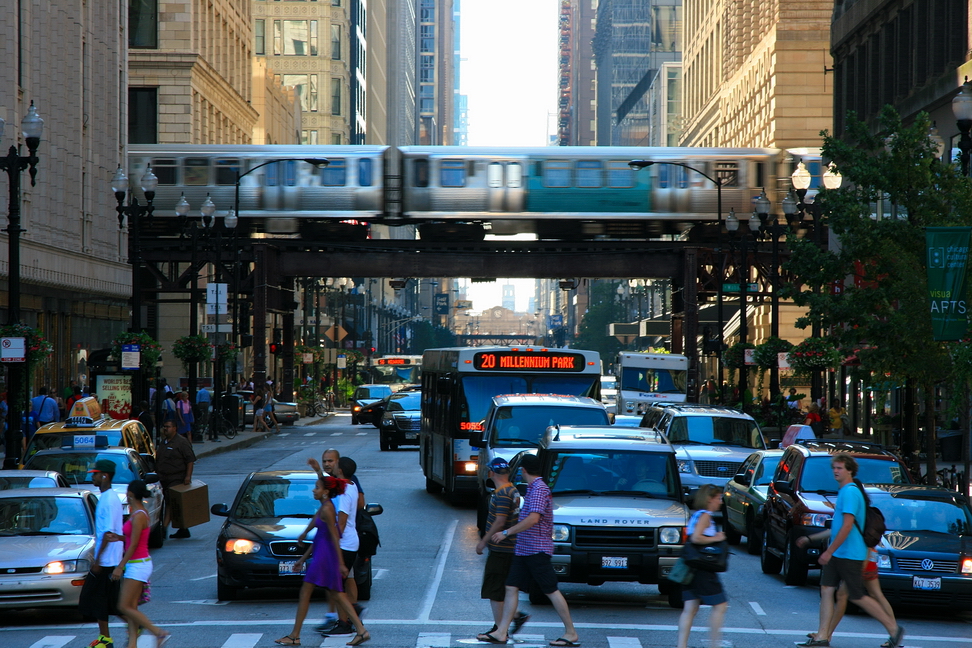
[31,387,60,425]
[196,386,214,441]
[796,453,903,648]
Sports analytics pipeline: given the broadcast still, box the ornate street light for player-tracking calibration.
[953,79,972,175]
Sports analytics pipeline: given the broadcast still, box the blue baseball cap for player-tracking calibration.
[488,457,510,472]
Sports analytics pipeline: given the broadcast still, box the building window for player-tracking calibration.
[420,56,434,82]
[420,98,434,113]
[331,78,342,115]
[332,0,341,5]
[273,20,282,56]
[420,8,435,22]
[283,74,318,112]
[331,24,341,60]
[255,20,266,55]
[129,0,158,49]
[275,20,316,56]
[128,88,157,144]
[651,5,681,52]
[301,130,319,145]
[421,38,434,53]
[332,133,342,144]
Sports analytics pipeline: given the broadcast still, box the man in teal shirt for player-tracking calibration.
[797,453,903,648]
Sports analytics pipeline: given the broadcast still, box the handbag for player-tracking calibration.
[682,539,729,573]
[667,556,694,585]
[139,580,152,604]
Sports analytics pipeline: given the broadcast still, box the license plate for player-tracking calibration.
[406,432,418,439]
[913,576,941,590]
[601,556,627,569]
[278,561,306,576]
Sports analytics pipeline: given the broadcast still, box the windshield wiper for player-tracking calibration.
[552,489,596,496]
[16,531,64,536]
[498,438,540,447]
[803,489,838,495]
[599,490,657,498]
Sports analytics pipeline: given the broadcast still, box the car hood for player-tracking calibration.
[797,491,839,513]
[552,494,688,527]
[0,535,94,566]
[880,530,971,555]
[227,516,318,540]
[678,445,757,462]
[390,411,420,418]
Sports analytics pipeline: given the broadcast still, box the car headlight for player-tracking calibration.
[552,524,570,542]
[800,513,833,527]
[961,557,972,574]
[43,559,89,574]
[225,538,262,554]
[659,527,681,544]
[677,459,693,474]
[877,554,891,570]
[353,405,362,412]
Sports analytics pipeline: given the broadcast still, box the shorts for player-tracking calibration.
[682,568,727,606]
[863,557,878,581]
[255,408,264,419]
[481,550,515,601]
[124,557,153,583]
[821,556,866,601]
[341,549,357,574]
[506,552,559,596]
[78,566,120,620]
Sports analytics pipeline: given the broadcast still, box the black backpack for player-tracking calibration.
[356,508,381,557]
[852,479,886,548]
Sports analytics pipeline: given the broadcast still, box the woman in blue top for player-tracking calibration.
[676,484,728,648]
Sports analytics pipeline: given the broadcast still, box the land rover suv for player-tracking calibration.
[760,440,913,585]
[507,425,689,608]
[639,404,766,495]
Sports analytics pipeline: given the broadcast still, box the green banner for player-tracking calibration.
[925,227,972,340]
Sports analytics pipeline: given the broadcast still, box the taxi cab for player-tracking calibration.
[25,399,155,462]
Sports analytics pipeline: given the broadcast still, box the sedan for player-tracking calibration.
[351,384,392,425]
[869,484,972,610]
[722,449,783,554]
[23,446,166,548]
[0,470,69,490]
[356,397,388,428]
[0,488,99,609]
[378,391,421,451]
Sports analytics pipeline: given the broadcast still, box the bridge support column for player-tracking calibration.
[683,247,700,402]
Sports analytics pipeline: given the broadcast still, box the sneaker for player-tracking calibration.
[315,620,340,634]
[88,636,112,648]
[322,620,354,636]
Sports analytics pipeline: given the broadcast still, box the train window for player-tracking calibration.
[414,159,429,187]
[607,161,634,188]
[265,162,278,187]
[544,160,571,188]
[658,164,670,189]
[215,159,240,186]
[183,158,210,186]
[151,159,177,185]
[716,161,739,188]
[507,163,522,188]
[575,160,602,188]
[487,163,503,188]
[358,158,373,187]
[322,158,347,186]
[440,160,466,187]
[677,166,689,189]
[283,160,297,186]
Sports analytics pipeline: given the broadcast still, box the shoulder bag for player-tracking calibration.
[682,539,729,572]
[667,556,695,585]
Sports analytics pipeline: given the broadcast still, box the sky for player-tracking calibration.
[457,0,559,312]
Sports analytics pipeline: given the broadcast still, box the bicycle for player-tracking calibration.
[209,410,239,440]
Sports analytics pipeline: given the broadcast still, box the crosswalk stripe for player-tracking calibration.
[330,432,344,436]
[607,637,642,648]
[356,432,368,436]
[304,432,317,436]
[221,633,263,648]
[417,631,452,647]
[29,637,73,648]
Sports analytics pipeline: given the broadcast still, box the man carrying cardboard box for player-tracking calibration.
[156,420,196,538]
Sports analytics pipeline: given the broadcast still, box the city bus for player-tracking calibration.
[369,355,422,388]
[615,352,688,424]
[420,346,602,502]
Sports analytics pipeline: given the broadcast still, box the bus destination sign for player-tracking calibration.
[377,358,412,365]
[473,351,586,372]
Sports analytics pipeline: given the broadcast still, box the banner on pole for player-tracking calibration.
[925,227,972,340]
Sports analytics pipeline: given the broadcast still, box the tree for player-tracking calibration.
[574,281,624,366]
[784,106,972,482]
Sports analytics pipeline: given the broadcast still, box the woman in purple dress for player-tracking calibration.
[276,476,369,646]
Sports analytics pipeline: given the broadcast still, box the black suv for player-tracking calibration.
[760,440,913,585]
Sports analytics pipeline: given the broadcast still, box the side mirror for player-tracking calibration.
[773,480,793,495]
[734,472,751,486]
[469,435,485,449]
[143,472,159,484]
[211,503,230,516]
[365,502,383,516]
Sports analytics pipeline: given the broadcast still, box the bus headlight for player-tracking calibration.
[464,462,477,473]
[552,525,570,542]
[659,527,681,544]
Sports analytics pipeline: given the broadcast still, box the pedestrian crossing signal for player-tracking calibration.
[269,342,281,354]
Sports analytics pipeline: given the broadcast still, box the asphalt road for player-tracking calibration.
[2,413,971,648]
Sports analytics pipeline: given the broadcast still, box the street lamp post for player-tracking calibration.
[202,204,236,439]
[0,101,43,470]
[726,207,761,411]
[952,79,972,176]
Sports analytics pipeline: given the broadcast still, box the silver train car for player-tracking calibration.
[127,144,823,239]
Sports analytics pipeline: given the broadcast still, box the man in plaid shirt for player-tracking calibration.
[483,454,580,647]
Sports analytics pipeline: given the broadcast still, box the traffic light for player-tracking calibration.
[273,327,283,344]
[269,342,281,354]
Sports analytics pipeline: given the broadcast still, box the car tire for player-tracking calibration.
[217,578,239,601]
[379,434,389,452]
[760,530,783,574]
[426,477,443,494]
[351,417,359,425]
[783,531,809,586]
[389,442,398,451]
[354,554,372,601]
[667,583,684,609]
[745,510,762,556]
[723,505,742,545]
[148,504,165,549]
[657,579,671,595]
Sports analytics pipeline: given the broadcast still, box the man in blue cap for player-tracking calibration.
[79,459,123,648]
[474,457,529,642]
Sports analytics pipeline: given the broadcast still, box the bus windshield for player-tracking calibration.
[461,375,600,422]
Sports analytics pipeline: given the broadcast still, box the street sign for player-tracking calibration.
[549,314,563,328]
[722,283,759,293]
[337,353,347,369]
[206,283,228,304]
[323,325,348,342]
[121,344,141,371]
[0,337,25,363]
[455,299,473,310]
[434,293,450,315]
[206,303,229,315]
[201,324,233,333]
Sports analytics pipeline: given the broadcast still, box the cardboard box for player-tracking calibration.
[168,479,210,528]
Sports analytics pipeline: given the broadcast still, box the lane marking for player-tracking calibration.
[29,638,73,648]
[190,573,217,581]
[373,568,389,579]
[173,599,230,605]
[417,632,451,647]
[607,638,642,648]
[220,634,263,648]
[749,601,766,616]
[356,432,368,436]
[330,432,344,436]
[418,518,459,622]
[279,433,291,437]
[304,432,317,437]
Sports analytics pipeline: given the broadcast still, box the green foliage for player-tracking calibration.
[723,342,755,370]
[574,281,624,365]
[753,337,793,370]
[111,331,163,370]
[409,321,456,354]
[787,336,842,375]
[172,334,213,372]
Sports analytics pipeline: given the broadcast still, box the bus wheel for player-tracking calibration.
[425,477,443,494]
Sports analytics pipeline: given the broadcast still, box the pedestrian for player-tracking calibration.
[252,389,270,434]
[196,385,213,440]
[482,454,579,647]
[676,484,729,648]
[155,419,196,539]
[175,391,194,445]
[113,479,171,648]
[67,385,84,414]
[475,458,528,642]
[796,452,904,648]
[277,475,369,647]
[161,392,177,425]
[804,402,823,437]
[136,400,155,440]
[78,459,124,648]
[265,388,281,433]
[829,400,848,436]
[30,386,59,426]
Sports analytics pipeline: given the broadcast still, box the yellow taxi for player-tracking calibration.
[25,398,155,462]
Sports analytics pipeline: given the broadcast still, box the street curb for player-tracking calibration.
[192,412,344,460]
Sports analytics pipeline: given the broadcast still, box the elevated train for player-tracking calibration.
[127,145,826,240]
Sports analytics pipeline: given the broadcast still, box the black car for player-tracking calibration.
[378,391,421,451]
[357,397,388,428]
[869,485,972,610]
[211,470,382,601]
[351,385,392,425]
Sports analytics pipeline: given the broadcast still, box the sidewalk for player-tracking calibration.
[192,410,343,460]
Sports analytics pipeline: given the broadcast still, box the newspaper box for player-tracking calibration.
[169,479,210,528]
